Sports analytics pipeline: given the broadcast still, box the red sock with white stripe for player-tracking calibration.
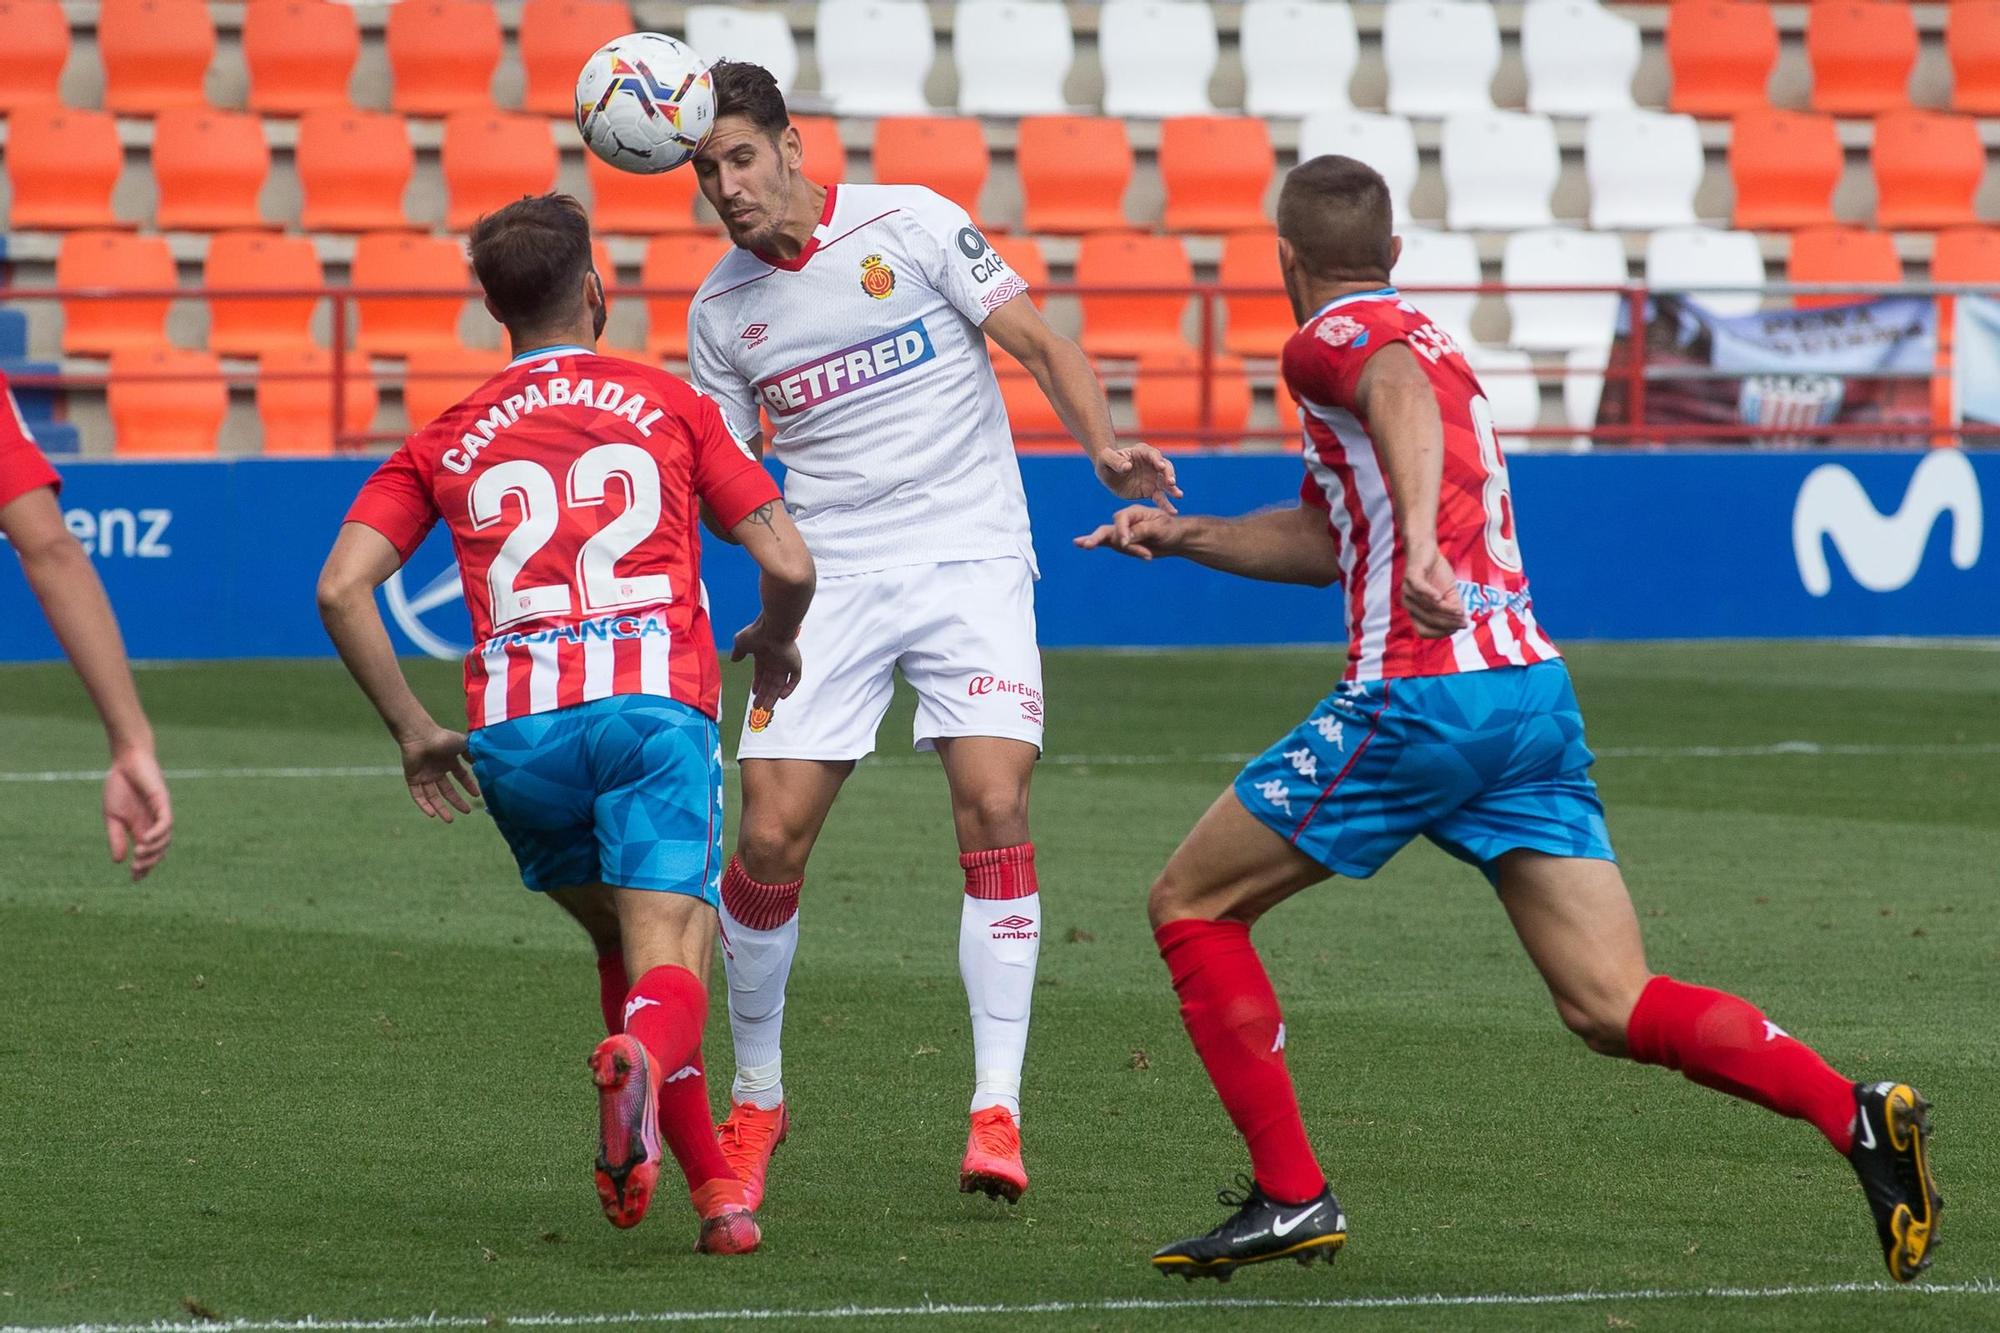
[595,950,626,1036]
[959,843,1041,1120]
[621,965,734,1191]
[1625,975,1857,1153]
[719,858,801,1111]
[1155,918,1327,1205]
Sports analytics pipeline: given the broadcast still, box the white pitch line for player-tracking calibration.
[1,741,1998,785]
[1,1280,1994,1333]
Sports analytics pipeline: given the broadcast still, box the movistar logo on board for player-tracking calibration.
[1793,450,1982,595]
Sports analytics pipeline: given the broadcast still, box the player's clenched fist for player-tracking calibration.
[1073,504,1185,561]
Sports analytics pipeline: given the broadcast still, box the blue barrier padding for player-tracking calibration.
[0,451,1991,664]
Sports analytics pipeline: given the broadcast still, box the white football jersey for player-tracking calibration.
[687,184,1037,578]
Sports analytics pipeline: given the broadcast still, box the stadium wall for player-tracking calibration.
[0,451,1991,663]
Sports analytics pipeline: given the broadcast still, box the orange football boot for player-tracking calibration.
[588,1034,661,1229]
[959,1106,1029,1203]
[692,1177,763,1254]
[716,1101,789,1211]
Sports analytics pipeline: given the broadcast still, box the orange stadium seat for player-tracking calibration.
[256,347,378,453]
[1160,117,1274,234]
[792,116,849,185]
[205,231,322,358]
[4,108,124,230]
[442,111,559,231]
[0,0,69,112]
[1135,350,1251,442]
[402,347,500,428]
[990,345,1066,450]
[56,231,175,357]
[1667,1,1778,117]
[1873,111,1984,230]
[643,234,733,361]
[1018,117,1133,234]
[873,118,989,223]
[297,109,414,232]
[350,231,471,358]
[586,153,705,234]
[387,0,501,116]
[1948,1,2000,115]
[1730,109,1843,230]
[99,0,215,114]
[243,0,360,115]
[1932,227,2000,285]
[1218,229,1291,360]
[153,108,272,231]
[520,0,635,116]
[1807,1,1916,114]
[1075,232,1193,360]
[108,348,227,456]
[1787,227,1902,309]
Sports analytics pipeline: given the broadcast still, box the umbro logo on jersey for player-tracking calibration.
[740,322,770,350]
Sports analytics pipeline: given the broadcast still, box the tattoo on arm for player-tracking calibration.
[744,501,781,538]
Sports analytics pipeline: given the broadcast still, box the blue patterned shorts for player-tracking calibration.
[1233,661,1616,885]
[465,695,724,903]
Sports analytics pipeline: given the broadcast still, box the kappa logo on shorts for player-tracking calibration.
[1254,778,1293,817]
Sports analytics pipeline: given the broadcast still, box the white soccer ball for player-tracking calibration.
[574,33,715,175]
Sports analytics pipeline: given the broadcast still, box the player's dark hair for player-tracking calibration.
[708,59,790,140]
[467,192,596,337]
[1277,155,1395,282]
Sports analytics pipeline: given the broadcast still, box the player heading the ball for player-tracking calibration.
[1078,156,1941,1285]
[682,59,1179,1211]
[317,193,816,1257]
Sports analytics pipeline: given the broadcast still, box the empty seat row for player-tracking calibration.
[4,0,1994,124]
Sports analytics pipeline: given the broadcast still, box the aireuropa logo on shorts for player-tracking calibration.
[969,674,1044,726]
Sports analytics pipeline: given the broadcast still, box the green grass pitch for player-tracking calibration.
[1,643,1995,1332]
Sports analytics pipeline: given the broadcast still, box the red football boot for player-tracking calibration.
[588,1034,661,1229]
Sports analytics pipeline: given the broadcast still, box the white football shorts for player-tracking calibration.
[736,556,1044,761]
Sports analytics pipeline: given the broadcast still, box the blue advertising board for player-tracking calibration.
[0,450,1991,663]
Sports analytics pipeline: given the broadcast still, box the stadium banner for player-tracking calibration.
[0,450,1991,663]
[1954,294,2000,428]
[1597,294,1936,436]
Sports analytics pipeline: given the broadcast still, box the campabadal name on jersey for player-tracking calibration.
[444,378,670,473]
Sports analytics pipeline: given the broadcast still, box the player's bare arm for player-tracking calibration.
[1352,343,1468,640]
[984,293,1183,514]
[725,498,817,714]
[315,522,481,823]
[1075,502,1338,586]
[1,482,173,880]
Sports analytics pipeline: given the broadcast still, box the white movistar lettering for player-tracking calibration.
[1792,450,1983,595]
[441,379,667,473]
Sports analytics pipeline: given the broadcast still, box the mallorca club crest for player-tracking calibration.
[859,254,896,301]
[1315,315,1367,349]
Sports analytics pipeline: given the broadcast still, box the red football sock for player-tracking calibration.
[1625,975,1857,1153]
[1155,918,1327,1204]
[622,965,735,1191]
[595,950,627,1037]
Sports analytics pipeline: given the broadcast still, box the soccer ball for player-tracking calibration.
[574,33,715,175]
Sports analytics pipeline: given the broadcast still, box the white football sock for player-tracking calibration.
[720,899,799,1111]
[959,889,1041,1119]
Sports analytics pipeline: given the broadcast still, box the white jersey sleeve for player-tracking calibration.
[687,288,762,445]
[888,193,1032,329]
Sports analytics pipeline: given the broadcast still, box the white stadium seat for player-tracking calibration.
[1522,0,1639,117]
[1463,344,1542,441]
[817,0,935,116]
[1585,110,1703,231]
[1502,227,1629,352]
[1100,0,1219,117]
[1299,110,1419,226]
[954,0,1074,116]
[1241,0,1357,117]
[686,6,799,98]
[1384,0,1498,118]
[1644,226,1767,319]
[1392,227,1481,348]
[1564,345,1610,448]
[1441,111,1559,231]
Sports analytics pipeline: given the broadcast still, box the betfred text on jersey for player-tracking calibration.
[755,319,937,417]
[442,378,668,474]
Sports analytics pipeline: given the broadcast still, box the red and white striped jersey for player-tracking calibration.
[345,346,781,730]
[1282,289,1560,683]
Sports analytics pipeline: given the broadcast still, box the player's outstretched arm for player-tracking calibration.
[316,523,481,823]
[726,500,817,716]
[984,294,1184,513]
[1,485,173,880]
[1352,345,1468,638]
[1075,503,1339,587]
